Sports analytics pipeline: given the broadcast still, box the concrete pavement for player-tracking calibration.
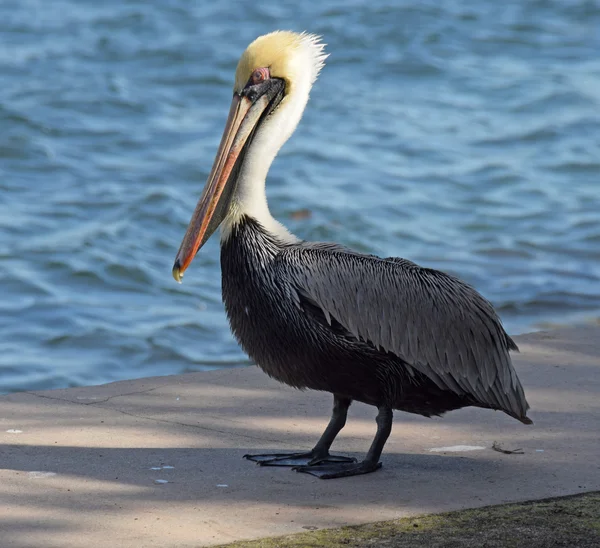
[1,326,599,547]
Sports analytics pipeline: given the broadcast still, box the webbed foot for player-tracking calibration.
[243,451,357,467]
[293,460,382,479]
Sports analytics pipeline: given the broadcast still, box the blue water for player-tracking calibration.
[1,0,599,393]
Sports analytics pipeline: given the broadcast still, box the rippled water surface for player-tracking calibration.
[1,0,599,392]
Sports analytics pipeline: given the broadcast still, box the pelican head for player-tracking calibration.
[173,31,327,282]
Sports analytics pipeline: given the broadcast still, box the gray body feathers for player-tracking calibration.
[221,216,531,424]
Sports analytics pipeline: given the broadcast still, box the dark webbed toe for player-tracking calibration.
[292,460,382,479]
[244,451,356,467]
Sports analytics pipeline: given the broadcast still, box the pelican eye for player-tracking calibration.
[250,67,270,85]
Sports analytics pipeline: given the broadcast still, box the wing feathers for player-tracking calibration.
[280,244,530,421]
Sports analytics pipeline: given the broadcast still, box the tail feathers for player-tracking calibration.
[517,414,533,425]
[507,335,519,352]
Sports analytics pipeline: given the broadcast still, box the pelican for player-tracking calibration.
[173,31,532,479]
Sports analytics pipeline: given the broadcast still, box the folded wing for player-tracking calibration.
[279,243,530,422]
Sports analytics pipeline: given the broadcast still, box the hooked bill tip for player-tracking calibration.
[172,260,183,284]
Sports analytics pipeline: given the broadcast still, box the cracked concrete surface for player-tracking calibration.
[1,327,599,547]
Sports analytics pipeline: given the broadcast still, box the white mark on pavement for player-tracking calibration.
[429,445,486,452]
[28,471,57,478]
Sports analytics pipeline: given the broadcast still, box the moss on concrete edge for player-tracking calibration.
[217,491,600,548]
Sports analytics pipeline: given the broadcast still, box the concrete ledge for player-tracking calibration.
[1,326,599,547]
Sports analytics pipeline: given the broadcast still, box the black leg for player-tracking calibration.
[244,395,356,466]
[293,405,393,479]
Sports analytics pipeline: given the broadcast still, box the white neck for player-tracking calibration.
[220,87,310,245]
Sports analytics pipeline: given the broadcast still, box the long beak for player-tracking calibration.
[172,93,271,282]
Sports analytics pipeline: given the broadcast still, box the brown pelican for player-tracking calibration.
[172,31,532,479]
